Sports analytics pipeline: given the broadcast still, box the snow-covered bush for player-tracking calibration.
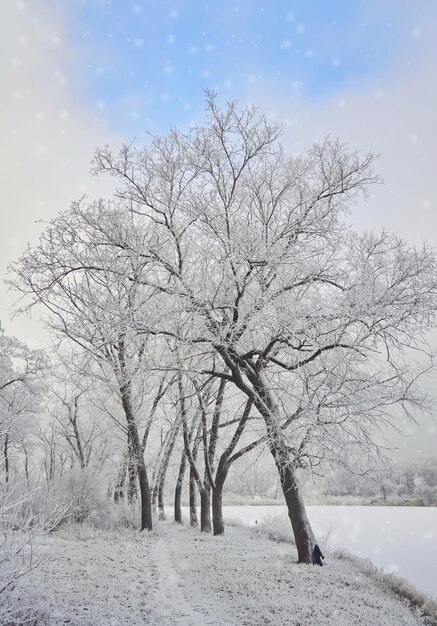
[30,468,110,527]
[256,511,295,544]
[0,485,49,625]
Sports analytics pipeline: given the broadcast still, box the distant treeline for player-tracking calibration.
[317,457,437,506]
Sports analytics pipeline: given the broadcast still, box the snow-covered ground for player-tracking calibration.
[10,522,429,625]
[222,505,437,599]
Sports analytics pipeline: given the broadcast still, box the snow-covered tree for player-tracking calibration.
[0,327,46,483]
[11,94,437,563]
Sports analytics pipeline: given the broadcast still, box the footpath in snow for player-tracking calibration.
[10,522,432,625]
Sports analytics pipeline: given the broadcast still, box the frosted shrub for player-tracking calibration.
[30,468,108,527]
[257,512,295,544]
[0,485,46,625]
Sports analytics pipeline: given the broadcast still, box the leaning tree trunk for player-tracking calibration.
[258,409,316,562]
[222,355,318,563]
[244,366,317,562]
[272,446,316,563]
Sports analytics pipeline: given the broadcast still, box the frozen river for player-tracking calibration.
[222,505,437,599]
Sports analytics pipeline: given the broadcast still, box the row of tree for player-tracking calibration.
[321,457,437,504]
[3,93,437,564]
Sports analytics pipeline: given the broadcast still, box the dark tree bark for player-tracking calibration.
[200,488,211,533]
[4,434,9,484]
[200,379,226,535]
[174,450,187,524]
[212,457,230,536]
[215,351,318,562]
[23,444,29,484]
[189,466,198,527]
[69,395,86,469]
[127,440,138,503]
[211,398,252,535]
[118,337,153,531]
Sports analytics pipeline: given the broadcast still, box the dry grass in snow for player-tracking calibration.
[7,522,431,625]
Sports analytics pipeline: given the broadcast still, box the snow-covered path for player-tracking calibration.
[149,536,203,625]
[11,523,428,625]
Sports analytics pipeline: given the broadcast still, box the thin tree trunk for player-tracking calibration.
[174,451,187,524]
[114,451,128,503]
[212,398,252,535]
[178,370,203,528]
[157,421,180,521]
[152,428,171,508]
[189,466,198,527]
[70,395,86,469]
[174,383,200,524]
[4,434,9,484]
[23,445,29,484]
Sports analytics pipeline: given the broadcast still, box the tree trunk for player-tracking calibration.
[276,459,315,563]
[23,445,29,484]
[157,421,180,521]
[200,486,212,533]
[219,355,317,563]
[4,434,9,484]
[114,451,128,503]
[118,338,153,531]
[189,467,198,527]
[174,451,187,524]
[158,479,166,521]
[118,405,151,529]
[70,395,86,469]
[127,441,138,503]
[212,458,230,535]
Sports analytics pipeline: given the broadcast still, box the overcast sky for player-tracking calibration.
[1,0,436,460]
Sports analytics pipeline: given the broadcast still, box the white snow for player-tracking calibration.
[222,505,437,599]
[9,522,429,625]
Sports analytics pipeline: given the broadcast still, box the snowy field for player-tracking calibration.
[9,522,431,626]
[222,505,437,599]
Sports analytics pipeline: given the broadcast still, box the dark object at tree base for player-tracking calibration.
[312,544,325,566]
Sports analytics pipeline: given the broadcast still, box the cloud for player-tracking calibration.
[0,0,119,344]
[249,2,437,246]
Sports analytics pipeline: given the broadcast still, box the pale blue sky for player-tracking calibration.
[49,0,435,134]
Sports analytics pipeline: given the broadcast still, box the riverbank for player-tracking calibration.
[8,522,435,625]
